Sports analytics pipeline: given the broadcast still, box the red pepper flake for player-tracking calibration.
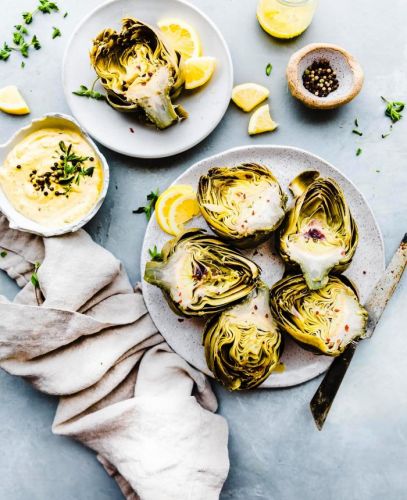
[178,292,182,297]
[334,309,340,312]
[345,324,350,332]
[252,210,255,216]
[265,314,269,318]
[315,311,319,315]
[254,305,258,310]
[341,251,346,256]
[129,128,134,133]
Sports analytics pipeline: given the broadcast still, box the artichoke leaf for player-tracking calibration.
[90,17,185,129]
[144,229,261,317]
[197,163,287,249]
[278,174,358,290]
[270,274,368,356]
[204,282,283,390]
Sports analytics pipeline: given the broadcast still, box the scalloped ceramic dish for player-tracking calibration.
[0,114,109,237]
[141,145,385,389]
[62,0,233,158]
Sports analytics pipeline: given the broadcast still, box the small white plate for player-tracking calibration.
[141,145,385,388]
[62,0,233,158]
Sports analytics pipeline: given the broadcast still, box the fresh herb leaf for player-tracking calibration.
[356,148,362,156]
[0,43,11,61]
[354,118,359,127]
[149,245,163,262]
[38,0,59,14]
[133,189,160,220]
[55,141,94,194]
[352,129,363,136]
[381,131,391,139]
[31,262,41,288]
[52,26,61,39]
[22,11,33,24]
[21,61,25,68]
[382,96,404,123]
[0,250,7,258]
[73,84,105,101]
[265,63,272,76]
[63,12,68,18]
[376,169,381,173]
[31,35,41,50]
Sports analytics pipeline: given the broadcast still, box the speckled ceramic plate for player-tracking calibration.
[141,145,385,388]
[62,0,233,158]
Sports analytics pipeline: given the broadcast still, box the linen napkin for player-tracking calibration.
[0,213,229,500]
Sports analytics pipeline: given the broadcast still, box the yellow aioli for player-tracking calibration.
[0,128,104,228]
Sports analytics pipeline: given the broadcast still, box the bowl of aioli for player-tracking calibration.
[0,113,109,237]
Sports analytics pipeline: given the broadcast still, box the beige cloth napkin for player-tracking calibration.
[0,213,229,500]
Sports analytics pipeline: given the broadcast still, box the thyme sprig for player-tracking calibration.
[57,141,94,194]
[381,97,404,123]
[31,261,41,306]
[23,0,59,24]
[133,190,160,220]
[73,79,106,101]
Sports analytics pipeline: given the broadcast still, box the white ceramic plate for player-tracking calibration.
[62,0,233,158]
[0,114,109,237]
[141,145,385,388]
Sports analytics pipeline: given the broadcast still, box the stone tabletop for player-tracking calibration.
[1,0,406,499]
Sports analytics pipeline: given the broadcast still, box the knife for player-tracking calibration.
[310,233,407,430]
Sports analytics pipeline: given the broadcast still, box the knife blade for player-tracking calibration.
[310,233,407,430]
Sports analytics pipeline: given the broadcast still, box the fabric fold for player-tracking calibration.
[0,213,229,499]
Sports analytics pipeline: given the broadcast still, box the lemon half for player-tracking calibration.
[0,86,30,115]
[232,83,270,112]
[155,185,200,235]
[248,104,278,135]
[157,19,201,60]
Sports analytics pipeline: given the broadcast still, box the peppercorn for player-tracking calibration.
[302,59,339,98]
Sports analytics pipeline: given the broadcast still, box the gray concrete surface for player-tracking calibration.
[1,0,406,499]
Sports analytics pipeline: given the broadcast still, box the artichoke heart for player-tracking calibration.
[270,274,368,356]
[278,171,358,290]
[204,282,283,390]
[90,17,186,129]
[197,163,287,249]
[144,228,261,317]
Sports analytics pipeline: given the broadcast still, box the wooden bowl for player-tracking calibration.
[286,43,364,110]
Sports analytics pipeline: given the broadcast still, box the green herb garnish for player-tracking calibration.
[133,189,160,220]
[381,96,405,123]
[354,118,359,127]
[356,148,362,156]
[57,141,94,194]
[52,27,61,39]
[352,129,363,136]
[31,261,41,305]
[63,12,68,18]
[149,245,163,262]
[0,250,7,258]
[265,63,272,76]
[73,80,106,101]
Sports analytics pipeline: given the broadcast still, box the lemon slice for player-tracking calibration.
[167,193,201,235]
[248,104,278,135]
[257,0,314,39]
[0,86,30,115]
[183,56,216,90]
[232,83,270,112]
[155,185,197,235]
[157,19,201,60]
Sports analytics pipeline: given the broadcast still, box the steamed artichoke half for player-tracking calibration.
[270,274,368,356]
[204,282,282,390]
[278,171,358,290]
[144,229,261,317]
[197,163,287,249]
[90,17,186,129]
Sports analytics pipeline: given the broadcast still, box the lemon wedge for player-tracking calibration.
[183,56,216,90]
[155,185,199,235]
[257,0,315,39]
[0,86,30,115]
[232,83,270,112]
[248,104,278,135]
[157,19,201,60]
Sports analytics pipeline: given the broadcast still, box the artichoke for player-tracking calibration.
[197,163,287,249]
[269,274,368,356]
[144,229,261,317]
[204,282,282,390]
[278,171,358,290]
[90,17,186,129]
